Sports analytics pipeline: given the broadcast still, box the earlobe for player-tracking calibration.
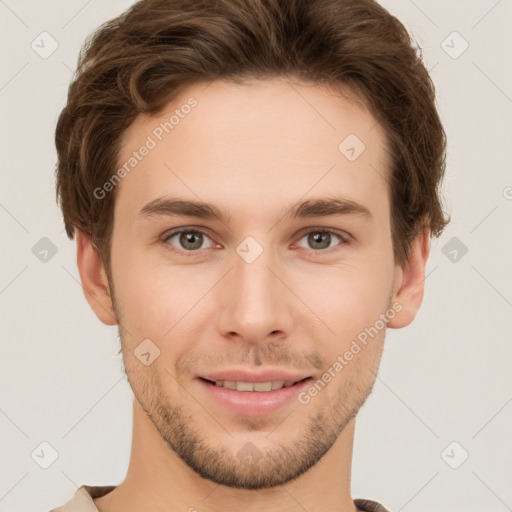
[388,228,431,329]
[75,229,118,326]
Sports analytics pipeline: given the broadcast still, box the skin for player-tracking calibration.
[76,77,430,512]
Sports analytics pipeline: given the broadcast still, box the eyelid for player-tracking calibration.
[294,226,351,243]
[162,226,214,240]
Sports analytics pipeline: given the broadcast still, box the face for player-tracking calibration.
[102,77,401,489]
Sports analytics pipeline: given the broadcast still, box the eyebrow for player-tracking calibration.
[138,196,372,224]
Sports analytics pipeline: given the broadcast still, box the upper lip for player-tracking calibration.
[198,369,312,383]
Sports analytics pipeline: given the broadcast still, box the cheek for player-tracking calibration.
[112,249,219,356]
[110,245,179,337]
[122,279,180,335]
[295,256,394,340]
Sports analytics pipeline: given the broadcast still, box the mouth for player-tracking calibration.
[198,377,311,392]
[196,376,314,416]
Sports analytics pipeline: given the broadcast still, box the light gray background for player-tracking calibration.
[1,1,511,511]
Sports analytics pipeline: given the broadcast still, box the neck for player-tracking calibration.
[94,398,359,512]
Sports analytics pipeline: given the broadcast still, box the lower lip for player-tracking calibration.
[197,378,312,416]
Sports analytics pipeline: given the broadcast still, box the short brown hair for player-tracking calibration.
[55,0,449,272]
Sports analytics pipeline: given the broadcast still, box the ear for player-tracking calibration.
[388,228,431,329]
[75,229,117,326]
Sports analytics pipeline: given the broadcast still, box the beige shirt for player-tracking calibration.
[49,485,391,512]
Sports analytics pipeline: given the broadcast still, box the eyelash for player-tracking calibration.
[161,226,351,257]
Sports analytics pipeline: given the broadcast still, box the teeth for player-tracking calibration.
[253,382,272,392]
[211,380,298,391]
[236,381,254,391]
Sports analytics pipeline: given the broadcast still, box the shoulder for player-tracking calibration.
[49,485,116,512]
[354,498,392,512]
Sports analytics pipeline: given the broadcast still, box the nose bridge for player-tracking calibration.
[216,237,292,341]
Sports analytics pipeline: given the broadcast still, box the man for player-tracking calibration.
[52,0,448,510]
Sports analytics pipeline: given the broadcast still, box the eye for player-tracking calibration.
[163,228,216,252]
[295,229,348,251]
[161,226,350,256]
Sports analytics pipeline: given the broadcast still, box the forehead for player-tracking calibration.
[114,77,390,223]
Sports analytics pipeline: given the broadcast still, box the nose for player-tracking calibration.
[215,241,294,346]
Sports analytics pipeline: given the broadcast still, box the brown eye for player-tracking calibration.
[308,232,332,250]
[164,230,214,251]
[296,229,346,251]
